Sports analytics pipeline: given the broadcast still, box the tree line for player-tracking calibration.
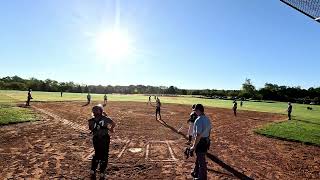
[0,76,319,104]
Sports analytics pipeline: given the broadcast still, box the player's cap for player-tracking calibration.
[194,104,204,112]
[192,104,196,110]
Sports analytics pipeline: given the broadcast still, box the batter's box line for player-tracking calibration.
[83,139,131,161]
[145,140,178,162]
[116,140,131,159]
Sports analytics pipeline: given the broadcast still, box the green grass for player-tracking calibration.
[0,106,37,125]
[0,90,319,145]
[0,93,37,125]
[256,121,320,145]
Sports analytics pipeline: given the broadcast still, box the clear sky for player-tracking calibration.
[0,0,319,90]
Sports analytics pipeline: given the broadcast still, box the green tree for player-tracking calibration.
[240,78,256,99]
[166,86,177,94]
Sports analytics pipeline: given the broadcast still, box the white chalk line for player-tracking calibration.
[34,106,88,132]
[34,106,180,163]
[145,141,178,162]
[145,143,150,160]
[117,140,131,159]
[166,141,177,161]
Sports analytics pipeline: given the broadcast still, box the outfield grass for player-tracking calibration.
[256,121,320,145]
[0,93,37,125]
[0,90,319,145]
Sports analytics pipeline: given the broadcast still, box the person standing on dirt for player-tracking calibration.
[187,104,198,145]
[288,102,293,120]
[233,100,238,116]
[148,96,151,105]
[103,94,108,106]
[26,88,33,106]
[88,104,116,180]
[190,104,211,180]
[156,97,162,120]
[87,93,91,104]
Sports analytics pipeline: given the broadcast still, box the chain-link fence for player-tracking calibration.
[281,0,320,22]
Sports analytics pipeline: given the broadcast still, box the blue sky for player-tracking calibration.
[0,0,319,90]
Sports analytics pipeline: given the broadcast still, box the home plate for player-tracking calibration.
[128,148,143,153]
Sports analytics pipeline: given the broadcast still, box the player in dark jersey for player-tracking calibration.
[156,97,162,120]
[88,104,115,180]
[87,93,91,104]
[187,104,198,145]
[288,102,293,120]
[233,100,238,116]
[103,94,108,106]
[26,88,33,106]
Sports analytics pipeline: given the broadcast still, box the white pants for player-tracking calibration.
[188,122,194,136]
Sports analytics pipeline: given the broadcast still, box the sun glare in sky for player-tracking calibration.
[94,28,132,62]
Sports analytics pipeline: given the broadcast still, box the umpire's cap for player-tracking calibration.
[194,104,204,113]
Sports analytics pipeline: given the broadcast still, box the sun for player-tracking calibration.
[95,28,131,60]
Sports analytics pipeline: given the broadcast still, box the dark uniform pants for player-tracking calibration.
[288,111,292,120]
[193,137,210,180]
[26,97,31,106]
[91,135,110,173]
[156,107,161,119]
[233,107,237,116]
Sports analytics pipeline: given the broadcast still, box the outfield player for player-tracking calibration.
[26,88,33,106]
[233,100,238,116]
[190,104,212,180]
[88,104,115,180]
[240,100,243,107]
[187,104,198,145]
[156,97,162,120]
[288,102,293,120]
[87,93,91,104]
[103,94,108,105]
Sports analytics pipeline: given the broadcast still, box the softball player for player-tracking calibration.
[88,104,115,180]
[233,100,238,116]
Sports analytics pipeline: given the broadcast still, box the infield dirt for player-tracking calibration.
[0,101,319,179]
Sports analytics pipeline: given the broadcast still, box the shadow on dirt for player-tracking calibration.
[156,119,188,140]
[207,168,235,178]
[206,153,253,180]
[82,102,90,107]
[156,118,253,180]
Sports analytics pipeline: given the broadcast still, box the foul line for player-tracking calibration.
[34,106,88,133]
